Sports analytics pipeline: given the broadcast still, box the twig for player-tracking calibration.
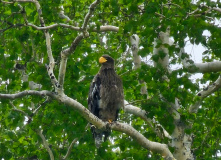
[9,101,32,120]
[32,97,50,115]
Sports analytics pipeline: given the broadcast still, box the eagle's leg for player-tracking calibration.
[108,119,113,123]
[104,121,111,141]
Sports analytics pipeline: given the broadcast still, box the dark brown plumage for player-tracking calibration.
[88,55,124,148]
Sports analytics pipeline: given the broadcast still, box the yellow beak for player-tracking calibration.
[99,56,107,63]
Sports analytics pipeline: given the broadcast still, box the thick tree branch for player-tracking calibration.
[27,23,81,31]
[130,34,148,96]
[37,129,54,160]
[130,34,141,70]
[125,100,172,139]
[211,7,221,13]
[27,23,119,32]
[59,95,175,159]
[1,0,13,3]
[177,48,221,73]
[129,33,172,140]
[58,7,71,23]
[111,122,175,159]
[124,100,148,121]
[92,25,119,32]
[0,90,175,159]
[153,28,170,70]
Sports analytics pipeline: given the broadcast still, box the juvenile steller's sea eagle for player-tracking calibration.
[88,55,124,148]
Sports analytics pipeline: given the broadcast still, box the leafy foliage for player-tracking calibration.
[0,0,221,159]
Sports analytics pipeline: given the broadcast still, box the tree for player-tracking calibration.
[0,0,221,159]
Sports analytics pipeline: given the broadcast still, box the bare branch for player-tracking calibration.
[57,0,101,91]
[62,138,78,160]
[94,25,119,32]
[130,34,141,70]
[194,62,221,73]
[124,100,148,121]
[9,101,32,120]
[16,0,60,93]
[130,34,148,96]
[0,89,175,159]
[111,122,175,159]
[153,29,170,70]
[1,1,14,4]
[211,7,221,13]
[37,129,54,160]
[177,47,221,73]
[82,0,100,30]
[13,0,37,2]
[27,23,81,31]
[189,75,221,113]
[32,97,50,115]
[124,100,172,140]
[57,34,84,89]
[0,90,54,100]
[27,23,119,32]
[58,95,175,159]
[58,7,71,23]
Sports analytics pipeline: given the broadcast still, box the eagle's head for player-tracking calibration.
[99,55,114,69]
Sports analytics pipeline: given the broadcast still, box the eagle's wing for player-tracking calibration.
[88,74,105,148]
[88,74,101,118]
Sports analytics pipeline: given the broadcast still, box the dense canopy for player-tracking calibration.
[0,0,221,159]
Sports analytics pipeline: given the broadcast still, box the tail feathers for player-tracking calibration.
[91,125,111,148]
[95,133,103,148]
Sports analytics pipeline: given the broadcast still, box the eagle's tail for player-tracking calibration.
[91,125,111,148]
[94,133,103,148]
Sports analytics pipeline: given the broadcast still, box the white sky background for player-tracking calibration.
[185,15,221,86]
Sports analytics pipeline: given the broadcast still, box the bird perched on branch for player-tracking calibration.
[88,55,124,148]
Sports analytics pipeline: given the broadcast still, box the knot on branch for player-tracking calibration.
[83,31,90,38]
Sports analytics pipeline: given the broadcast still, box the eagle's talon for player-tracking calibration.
[108,119,113,123]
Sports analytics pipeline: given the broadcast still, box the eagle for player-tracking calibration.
[88,55,124,148]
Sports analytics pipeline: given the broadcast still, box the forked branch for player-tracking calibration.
[0,91,175,159]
